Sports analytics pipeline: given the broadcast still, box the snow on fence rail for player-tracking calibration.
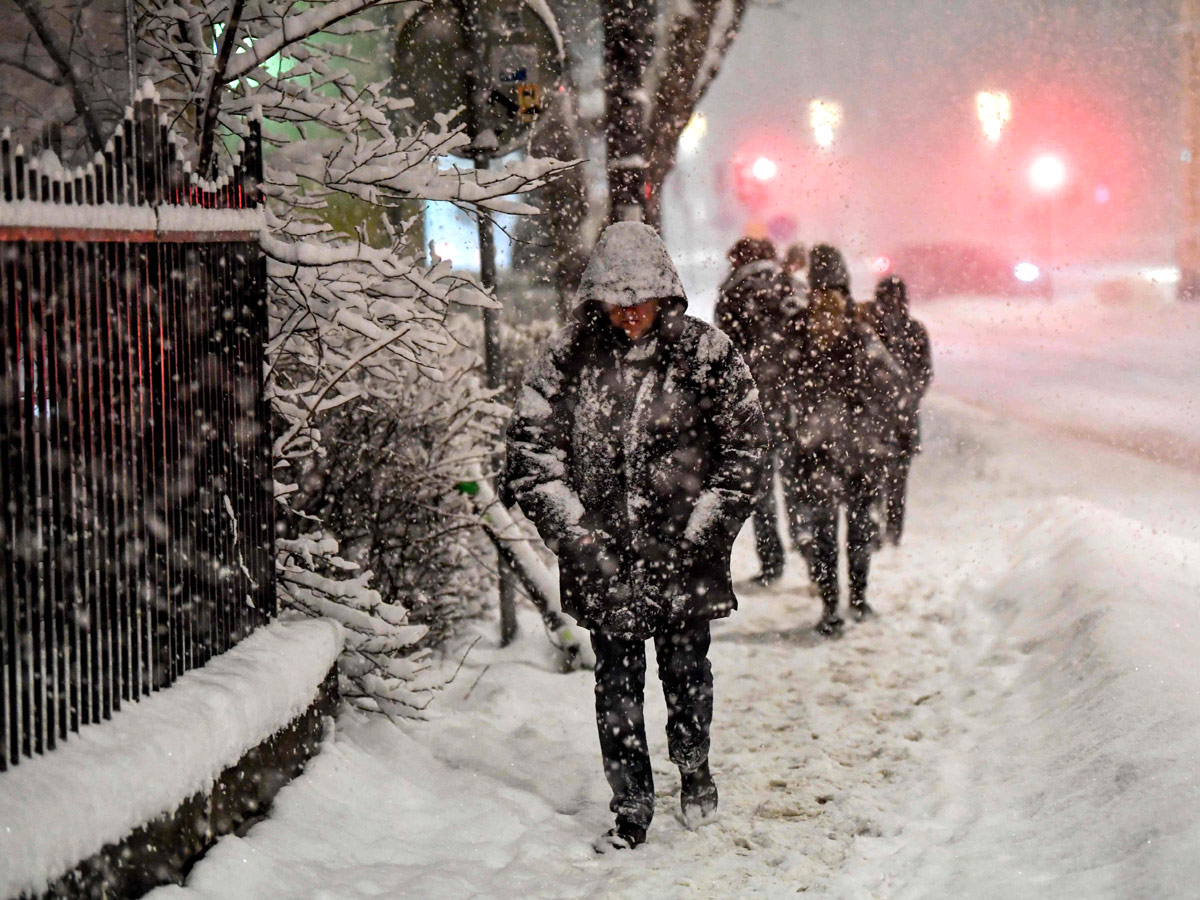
[0,92,272,771]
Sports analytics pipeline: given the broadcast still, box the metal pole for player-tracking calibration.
[458,0,518,645]
[1181,0,1200,300]
[473,154,516,646]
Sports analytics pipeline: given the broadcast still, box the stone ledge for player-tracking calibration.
[31,666,339,900]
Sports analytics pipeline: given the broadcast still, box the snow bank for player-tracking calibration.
[0,200,264,234]
[0,617,343,899]
[925,499,1200,898]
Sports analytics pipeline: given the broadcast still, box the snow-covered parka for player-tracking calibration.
[787,287,907,478]
[714,258,802,435]
[503,232,768,639]
[863,277,933,454]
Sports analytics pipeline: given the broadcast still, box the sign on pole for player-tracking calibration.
[393,0,563,159]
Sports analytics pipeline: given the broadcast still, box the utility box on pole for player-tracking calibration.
[394,1,563,644]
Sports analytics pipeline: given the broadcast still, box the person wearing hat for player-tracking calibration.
[714,236,801,584]
[787,244,905,635]
[503,222,768,851]
[865,275,932,543]
[782,242,809,299]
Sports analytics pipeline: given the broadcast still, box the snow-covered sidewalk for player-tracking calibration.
[152,391,1200,899]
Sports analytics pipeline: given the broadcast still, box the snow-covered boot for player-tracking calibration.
[593,817,646,853]
[680,761,719,829]
[815,586,843,637]
[850,600,876,621]
[814,610,844,637]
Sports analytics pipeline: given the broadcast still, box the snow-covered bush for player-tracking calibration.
[289,330,504,649]
[133,0,571,716]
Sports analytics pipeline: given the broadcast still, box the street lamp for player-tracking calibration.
[1027,152,1068,300]
[678,112,708,156]
[809,99,843,149]
[976,90,1011,143]
[1029,153,1067,193]
[751,155,778,181]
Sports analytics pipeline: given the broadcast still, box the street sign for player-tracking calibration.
[393,0,562,159]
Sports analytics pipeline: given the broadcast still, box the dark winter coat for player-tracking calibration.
[787,289,907,481]
[863,303,933,454]
[714,259,802,437]
[503,299,768,639]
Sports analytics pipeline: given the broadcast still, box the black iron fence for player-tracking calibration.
[0,96,275,770]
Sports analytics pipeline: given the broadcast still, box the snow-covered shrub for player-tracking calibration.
[289,331,504,649]
[133,0,571,716]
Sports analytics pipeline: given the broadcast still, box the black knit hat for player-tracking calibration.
[808,243,850,292]
[727,236,777,269]
[874,275,908,311]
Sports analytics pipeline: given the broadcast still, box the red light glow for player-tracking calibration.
[1029,153,1067,193]
[751,156,778,181]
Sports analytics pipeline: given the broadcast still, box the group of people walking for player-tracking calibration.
[502,222,931,853]
[715,237,932,635]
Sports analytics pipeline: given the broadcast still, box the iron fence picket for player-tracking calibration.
[0,97,269,766]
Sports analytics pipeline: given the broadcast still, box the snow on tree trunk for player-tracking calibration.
[643,0,748,230]
[602,0,654,223]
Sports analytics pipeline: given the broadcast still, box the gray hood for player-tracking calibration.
[577,222,687,309]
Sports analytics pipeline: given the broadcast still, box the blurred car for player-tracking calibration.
[881,243,1044,299]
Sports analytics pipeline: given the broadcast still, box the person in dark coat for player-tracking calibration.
[866,276,932,543]
[783,242,809,299]
[503,222,768,852]
[788,244,905,635]
[714,237,800,584]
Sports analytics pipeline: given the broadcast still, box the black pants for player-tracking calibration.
[881,453,913,541]
[753,450,785,577]
[799,462,880,610]
[590,622,713,829]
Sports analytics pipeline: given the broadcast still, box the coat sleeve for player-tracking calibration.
[911,321,933,396]
[682,334,769,548]
[857,320,907,398]
[502,335,587,552]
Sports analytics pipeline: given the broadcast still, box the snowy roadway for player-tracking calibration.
[154,298,1200,899]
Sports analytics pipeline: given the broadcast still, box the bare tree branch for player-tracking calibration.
[0,51,64,85]
[643,0,749,227]
[197,0,248,177]
[12,0,105,151]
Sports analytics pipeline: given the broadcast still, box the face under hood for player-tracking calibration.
[576,222,688,311]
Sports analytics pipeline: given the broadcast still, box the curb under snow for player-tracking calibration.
[0,617,344,899]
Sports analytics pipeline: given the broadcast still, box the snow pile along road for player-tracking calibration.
[888,499,1200,899]
[919,294,1200,469]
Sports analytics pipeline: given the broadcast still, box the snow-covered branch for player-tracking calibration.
[135,0,570,714]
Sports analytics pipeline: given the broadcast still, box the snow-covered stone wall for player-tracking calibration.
[0,617,343,899]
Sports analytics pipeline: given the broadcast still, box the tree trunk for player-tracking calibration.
[643,0,749,231]
[602,0,655,223]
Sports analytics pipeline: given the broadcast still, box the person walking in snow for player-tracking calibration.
[864,276,933,544]
[782,242,809,300]
[503,222,767,852]
[714,236,801,584]
[787,245,906,636]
